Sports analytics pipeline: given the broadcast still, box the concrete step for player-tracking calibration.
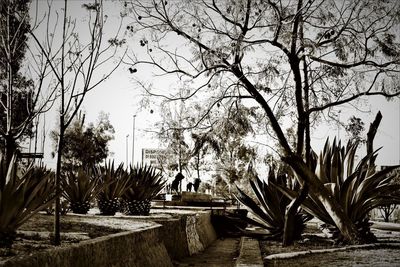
[235,237,264,267]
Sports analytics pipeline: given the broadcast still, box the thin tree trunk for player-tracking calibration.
[4,135,15,166]
[282,0,308,246]
[54,0,67,246]
[53,125,64,245]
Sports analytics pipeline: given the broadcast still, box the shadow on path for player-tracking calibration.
[173,238,240,267]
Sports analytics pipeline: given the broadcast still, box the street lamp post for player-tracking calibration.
[132,115,136,166]
[126,134,129,167]
[337,110,341,139]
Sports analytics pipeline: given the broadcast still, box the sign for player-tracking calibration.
[19,152,44,159]
[142,148,170,168]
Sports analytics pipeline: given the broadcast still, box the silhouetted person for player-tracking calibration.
[193,178,201,192]
[172,172,184,194]
[186,182,193,192]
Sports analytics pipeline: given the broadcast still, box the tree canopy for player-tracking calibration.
[125,0,400,155]
[51,112,115,170]
[123,0,400,243]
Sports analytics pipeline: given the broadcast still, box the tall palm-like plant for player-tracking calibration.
[235,166,310,240]
[275,139,400,243]
[96,161,130,215]
[62,166,104,214]
[122,164,165,215]
[0,155,56,248]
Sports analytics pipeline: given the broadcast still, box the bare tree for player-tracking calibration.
[123,0,400,244]
[29,0,126,245]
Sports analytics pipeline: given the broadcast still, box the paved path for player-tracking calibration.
[174,238,240,267]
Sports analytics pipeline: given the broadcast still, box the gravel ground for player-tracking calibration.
[262,222,400,267]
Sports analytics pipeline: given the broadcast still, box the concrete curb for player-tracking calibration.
[235,237,264,267]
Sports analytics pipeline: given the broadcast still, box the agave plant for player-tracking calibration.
[0,155,56,248]
[122,164,166,215]
[274,138,400,243]
[96,161,130,215]
[62,166,104,214]
[235,166,310,240]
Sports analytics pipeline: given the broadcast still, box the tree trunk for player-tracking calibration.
[54,0,67,246]
[282,1,308,246]
[4,134,16,167]
[196,153,200,180]
[283,183,308,246]
[232,58,361,244]
[366,111,382,166]
[53,126,63,245]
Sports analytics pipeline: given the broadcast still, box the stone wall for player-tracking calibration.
[181,192,212,203]
[150,210,217,260]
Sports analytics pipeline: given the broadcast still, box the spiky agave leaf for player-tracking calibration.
[235,185,279,233]
[97,160,131,201]
[272,182,334,225]
[0,155,57,248]
[62,166,105,214]
[122,164,165,215]
[235,167,310,239]
[96,160,131,215]
[123,164,166,202]
[276,139,400,243]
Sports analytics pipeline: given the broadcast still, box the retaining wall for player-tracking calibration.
[0,223,172,267]
[0,210,217,266]
[137,210,217,260]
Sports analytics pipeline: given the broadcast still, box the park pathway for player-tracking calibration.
[173,237,241,267]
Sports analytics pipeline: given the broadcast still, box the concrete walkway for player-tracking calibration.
[235,237,264,267]
[174,238,241,267]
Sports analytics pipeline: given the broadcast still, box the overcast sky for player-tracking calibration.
[29,0,400,170]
